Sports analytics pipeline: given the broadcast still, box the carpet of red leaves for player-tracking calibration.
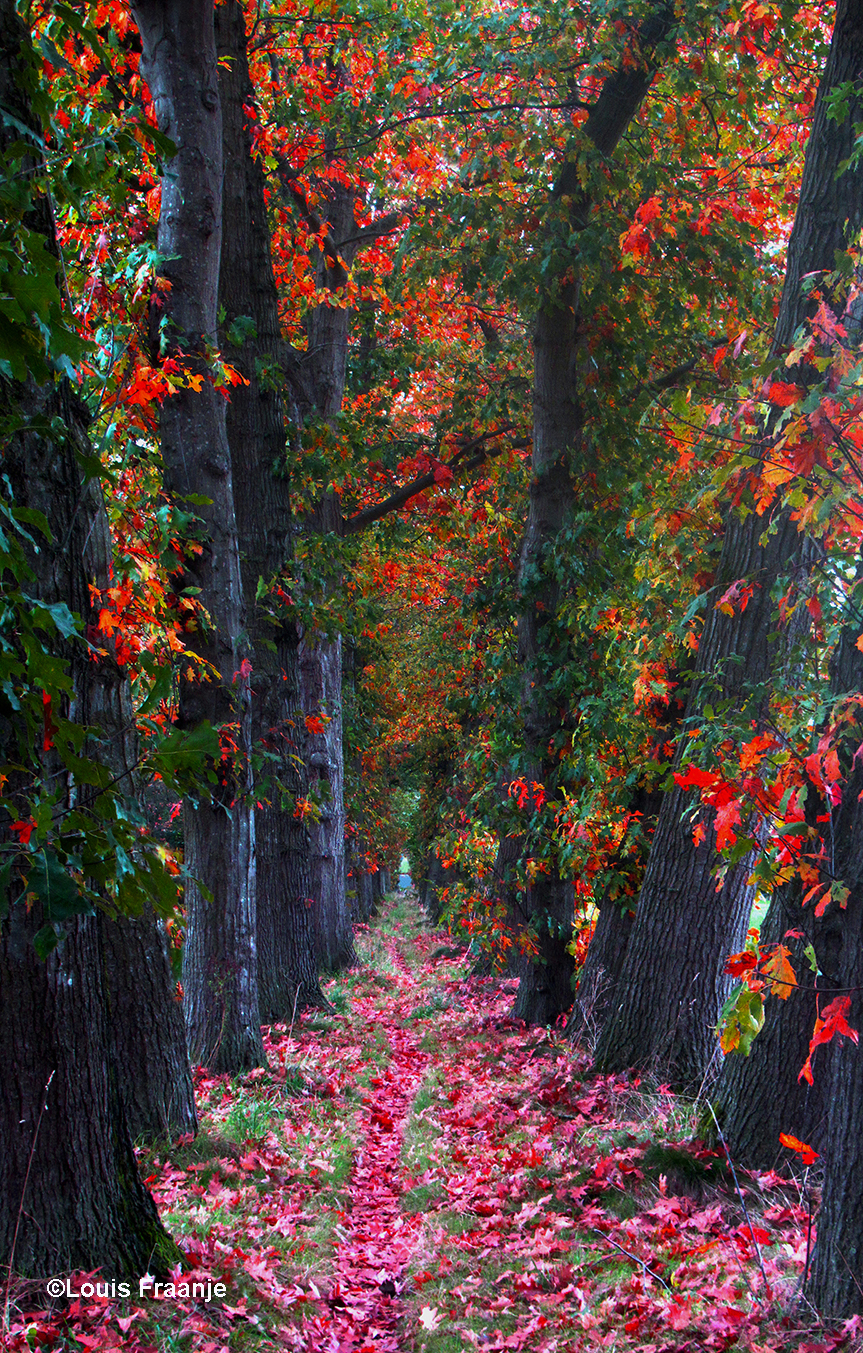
[3,895,861,1353]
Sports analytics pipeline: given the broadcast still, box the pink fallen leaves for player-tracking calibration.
[2,899,843,1353]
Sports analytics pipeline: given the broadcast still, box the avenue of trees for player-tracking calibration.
[3,0,863,1320]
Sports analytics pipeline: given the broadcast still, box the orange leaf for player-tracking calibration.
[779,1132,818,1166]
[762,944,797,999]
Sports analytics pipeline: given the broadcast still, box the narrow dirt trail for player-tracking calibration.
[297,920,429,1351]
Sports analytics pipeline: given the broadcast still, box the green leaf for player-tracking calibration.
[33,922,61,960]
[26,849,92,922]
[226,314,257,346]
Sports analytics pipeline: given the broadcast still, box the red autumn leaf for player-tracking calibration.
[799,996,859,1084]
[42,690,57,752]
[823,745,841,783]
[768,381,802,407]
[673,764,719,791]
[714,797,742,850]
[636,194,662,223]
[725,950,758,978]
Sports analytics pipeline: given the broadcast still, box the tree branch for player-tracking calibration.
[556,3,678,195]
[274,158,350,288]
[343,429,525,535]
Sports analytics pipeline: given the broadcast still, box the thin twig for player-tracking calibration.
[591,1227,672,1292]
[3,1070,55,1329]
[287,983,301,1044]
[706,1100,770,1302]
[803,1167,813,1289]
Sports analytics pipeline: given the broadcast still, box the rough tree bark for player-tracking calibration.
[807,618,863,1314]
[567,899,635,1047]
[710,887,837,1168]
[0,0,180,1275]
[347,835,377,923]
[300,597,355,968]
[79,415,196,1144]
[568,698,683,1046]
[300,296,356,965]
[132,0,264,1071]
[511,3,677,1025]
[595,0,863,1089]
[214,0,325,1019]
[0,394,180,1276]
[295,166,362,969]
[103,911,197,1144]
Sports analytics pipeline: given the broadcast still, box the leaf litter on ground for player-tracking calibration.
[3,894,860,1353]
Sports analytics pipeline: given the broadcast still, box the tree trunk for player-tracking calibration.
[293,168,361,970]
[347,836,376,922]
[511,5,677,1024]
[807,848,863,1313]
[710,888,836,1169]
[806,593,863,1312]
[132,0,263,1071]
[0,415,179,1266]
[0,911,178,1278]
[568,702,683,1048]
[595,0,863,1087]
[510,275,580,1024]
[76,386,196,1146]
[301,626,357,967]
[103,911,197,1143]
[214,0,324,1020]
[0,1,179,1275]
[567,900,635,1049]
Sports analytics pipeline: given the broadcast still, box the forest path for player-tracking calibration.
[299,896,817,1353]
[297,916,430,1351]
[17,895,819,1353]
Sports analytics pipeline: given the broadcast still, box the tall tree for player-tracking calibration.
[132,0,264,1070]
[807,598,863,1314]
[595,0,863,1087]
[0,0,178,1273]
[214,0,326,1017]
[511,3,678,1024]
[295,183,359,973]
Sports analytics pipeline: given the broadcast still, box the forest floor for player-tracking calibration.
[4,893,860,1353]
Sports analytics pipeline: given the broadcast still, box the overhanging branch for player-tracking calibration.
[344,427,525,535]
